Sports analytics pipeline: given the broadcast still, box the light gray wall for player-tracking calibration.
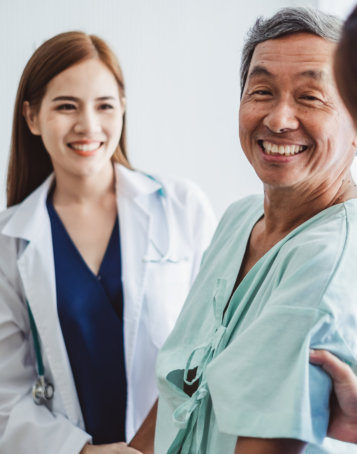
[1,0,324,216]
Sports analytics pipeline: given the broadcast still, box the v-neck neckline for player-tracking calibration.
[221,198,351,326]
[46,198,118,280]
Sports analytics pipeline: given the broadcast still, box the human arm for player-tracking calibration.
[128,400,157,454]
[310,349,357,443]
[205,220,357,449]
[80,442,143,453]
[234,437,306,453]
[0,262,91,454]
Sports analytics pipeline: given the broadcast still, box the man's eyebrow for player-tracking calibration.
[51,95,117,102]
[295,70,326,81]
[247,67,327,82]
[247,65,273,79]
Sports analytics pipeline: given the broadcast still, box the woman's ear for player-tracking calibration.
[23,101,41,135]
[352,133,357,149]
[120,96,126,112]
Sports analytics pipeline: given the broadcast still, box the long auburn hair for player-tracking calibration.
[7,31,131,207]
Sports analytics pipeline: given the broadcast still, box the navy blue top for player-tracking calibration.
[47,198,127,444]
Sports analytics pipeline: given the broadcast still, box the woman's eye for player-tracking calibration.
[56,103,76,111]
[99,103,114,110]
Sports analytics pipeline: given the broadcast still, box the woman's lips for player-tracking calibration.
[67,141,103,156]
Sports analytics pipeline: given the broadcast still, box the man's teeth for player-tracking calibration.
[262,141,305,156]
[70,142,101,152]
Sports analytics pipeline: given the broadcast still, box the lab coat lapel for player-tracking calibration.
[115,165,163,379]
[2,176,84,427]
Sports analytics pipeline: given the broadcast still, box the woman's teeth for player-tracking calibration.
[261,141,306,156]
[69,142,102,152]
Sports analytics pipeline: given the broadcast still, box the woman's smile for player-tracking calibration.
[67,140,104,156]
[25,58,124,179]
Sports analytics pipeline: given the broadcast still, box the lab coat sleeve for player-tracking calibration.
[206,228,357,446]
[0,267,91,454]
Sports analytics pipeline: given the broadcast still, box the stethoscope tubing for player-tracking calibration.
[26,300,45,377]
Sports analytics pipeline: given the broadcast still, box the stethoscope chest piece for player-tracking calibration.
[32,375,54,405]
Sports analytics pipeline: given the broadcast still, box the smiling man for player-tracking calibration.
[152,7,357,454]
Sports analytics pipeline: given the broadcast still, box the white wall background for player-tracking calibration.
[1,0,355,217]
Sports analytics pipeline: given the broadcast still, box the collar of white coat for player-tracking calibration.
[1,163,164,242]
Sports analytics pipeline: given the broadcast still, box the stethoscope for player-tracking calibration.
[27,174,185,404]
[142,175,189,264]
[27,301,54,405]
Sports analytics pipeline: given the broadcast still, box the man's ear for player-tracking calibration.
[23,101,41,135]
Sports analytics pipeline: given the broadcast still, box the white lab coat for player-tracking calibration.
[0,164,216,454]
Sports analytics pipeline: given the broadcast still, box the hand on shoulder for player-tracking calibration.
[310,349,357,443]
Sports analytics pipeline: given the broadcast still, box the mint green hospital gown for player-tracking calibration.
[155,195,357,454]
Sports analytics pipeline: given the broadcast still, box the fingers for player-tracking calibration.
[309,349,354,383]
[80,442,143,453]
[116,442,143,453]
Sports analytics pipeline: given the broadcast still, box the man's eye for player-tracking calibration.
[251,90,272,96]
[56,104,76,111]
[300,95,320,102]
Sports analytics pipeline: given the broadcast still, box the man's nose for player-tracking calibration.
[73,108,101,134]
[263,99,299,133]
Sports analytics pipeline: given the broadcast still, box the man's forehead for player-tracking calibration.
[249,32,335,76]
[248,65,329,83]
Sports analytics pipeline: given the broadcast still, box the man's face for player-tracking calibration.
[239,33,357,192]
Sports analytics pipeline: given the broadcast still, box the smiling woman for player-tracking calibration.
[0,32,216,454]
[23,59,124,193]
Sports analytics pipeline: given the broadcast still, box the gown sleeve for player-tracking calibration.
[206,221,357,445]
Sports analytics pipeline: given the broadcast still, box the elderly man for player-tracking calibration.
[132,7,357,454]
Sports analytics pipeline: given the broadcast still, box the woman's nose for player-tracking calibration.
[263,100,299,133]
[73,108,101,134]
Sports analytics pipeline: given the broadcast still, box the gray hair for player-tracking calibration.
[240,7,342,95]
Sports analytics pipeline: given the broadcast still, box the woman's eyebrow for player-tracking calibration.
[51,96,78,102]
[51,95,118,102]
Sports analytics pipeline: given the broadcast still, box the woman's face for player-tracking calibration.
[239,33,357,194]
[24,58,124,180]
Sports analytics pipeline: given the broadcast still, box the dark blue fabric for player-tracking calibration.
[47,198,127,444]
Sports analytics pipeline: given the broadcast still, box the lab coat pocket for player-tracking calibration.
[146,260,192,348]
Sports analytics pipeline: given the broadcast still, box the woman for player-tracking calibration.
[0,32,216,453]
[154,7,357,454]
[309,3,357,445]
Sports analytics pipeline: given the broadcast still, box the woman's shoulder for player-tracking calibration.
[149,172,210,206]
[0,205,18,228]
[125,165,214,214]
[116,165,209,202]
